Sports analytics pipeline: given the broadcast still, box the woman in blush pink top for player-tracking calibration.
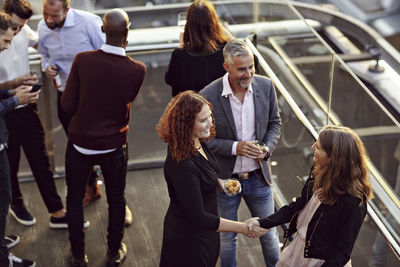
[251,125,373,267]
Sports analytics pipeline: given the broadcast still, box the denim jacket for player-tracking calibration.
[0,90,18,145]
[259,171,367,267]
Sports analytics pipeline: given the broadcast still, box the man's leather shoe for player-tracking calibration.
[82,184,101,207]
[69,254,88,267]
[107,242,126,266]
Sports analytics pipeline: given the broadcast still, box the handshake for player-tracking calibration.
[242,217,268,238]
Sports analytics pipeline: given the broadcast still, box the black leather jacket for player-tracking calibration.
[259,172,367,267]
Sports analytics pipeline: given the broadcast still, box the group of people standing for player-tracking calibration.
[0,0,141,266]
[160,1,373,267]
[0,0,374,267]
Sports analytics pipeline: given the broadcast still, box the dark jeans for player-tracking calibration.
[65,142,127,259]
[0,149,11,263]
[58,91,98,187]
[5,105,63,212]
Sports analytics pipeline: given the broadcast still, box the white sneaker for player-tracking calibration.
[5,235,20,249]
[7,253,35,267]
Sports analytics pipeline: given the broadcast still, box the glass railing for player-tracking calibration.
[247,37,400,266]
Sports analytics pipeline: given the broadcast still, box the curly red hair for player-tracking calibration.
[156,91,215,161]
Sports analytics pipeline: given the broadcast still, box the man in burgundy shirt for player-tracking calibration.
[61,9,146,267]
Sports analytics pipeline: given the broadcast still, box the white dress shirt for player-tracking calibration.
[0,25,38,109]
[221,73,259,173]
[37,8,105,92]
[0,24,37,83]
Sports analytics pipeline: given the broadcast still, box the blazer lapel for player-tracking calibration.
[218,87,238,139]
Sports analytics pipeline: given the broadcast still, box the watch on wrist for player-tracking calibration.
[263,151,270,161]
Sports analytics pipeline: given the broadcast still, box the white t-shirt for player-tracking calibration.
[0,24,37,83]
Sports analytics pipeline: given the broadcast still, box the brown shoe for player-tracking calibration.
[124,205,133,226]
[82,184,101,207]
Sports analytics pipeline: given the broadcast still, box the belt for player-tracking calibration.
[231,168,262,180]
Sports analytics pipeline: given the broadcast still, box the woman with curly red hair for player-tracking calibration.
[250,125,373,266]
[157,91,266,266]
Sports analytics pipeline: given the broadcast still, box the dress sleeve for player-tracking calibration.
[165,49,181,96]
[322,199,367,267]
[37,22,50,72]
[25,25,38,47]
[167,159,220,231]
[259,177,312,228]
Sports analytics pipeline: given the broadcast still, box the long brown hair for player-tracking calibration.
[156,91,215,162]
[183,0,229,53]
[313,125,373,205]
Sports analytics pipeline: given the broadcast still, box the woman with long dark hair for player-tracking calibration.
[250,125,373,266]
[165,0,230,97]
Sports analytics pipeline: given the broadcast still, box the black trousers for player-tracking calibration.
[57,91,97,186]
[65,142,127,258]
[0,149,11,264]
[5,105,63,213]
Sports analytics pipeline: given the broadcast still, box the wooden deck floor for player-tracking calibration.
[6,168,265,267]
[6,166,400,267]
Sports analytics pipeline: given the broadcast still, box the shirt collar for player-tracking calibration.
[101,44,126,56]
[221,72,253,97]
[63,8,75,28]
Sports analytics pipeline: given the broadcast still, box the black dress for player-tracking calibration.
[160,144,220,267]
[165,47,226,97]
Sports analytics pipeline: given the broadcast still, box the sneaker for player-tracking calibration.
[5,235,20,249]
[49,215,90,229]
[124,205,133,227]
[69,254,88,267]
[107,242,126,266]
[9,204,36,226]
[7,253,35,267]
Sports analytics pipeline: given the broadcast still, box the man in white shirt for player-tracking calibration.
[0,0,70,229]
[200,39,281,267]
[37,0,133,224]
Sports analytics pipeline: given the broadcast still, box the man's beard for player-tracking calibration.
[47,17,66,30]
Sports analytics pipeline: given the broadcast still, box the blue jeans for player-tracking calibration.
[218,172,279,267]
[65,142,128,259]
[0,149,11,263]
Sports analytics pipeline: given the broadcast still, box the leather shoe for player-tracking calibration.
[82,184,101,207]
[125,205,133,226]
[69,254,88,267]
[107,242,126,266]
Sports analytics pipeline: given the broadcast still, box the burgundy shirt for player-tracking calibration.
[61,49,146,150]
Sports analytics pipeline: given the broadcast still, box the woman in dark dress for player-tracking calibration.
[249,126,373,266]
[157,91,267,267]
[165,0,231,97]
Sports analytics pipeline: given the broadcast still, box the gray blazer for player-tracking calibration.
[200,74,281,185]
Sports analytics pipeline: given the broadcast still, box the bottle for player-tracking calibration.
[52,64,62,89]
